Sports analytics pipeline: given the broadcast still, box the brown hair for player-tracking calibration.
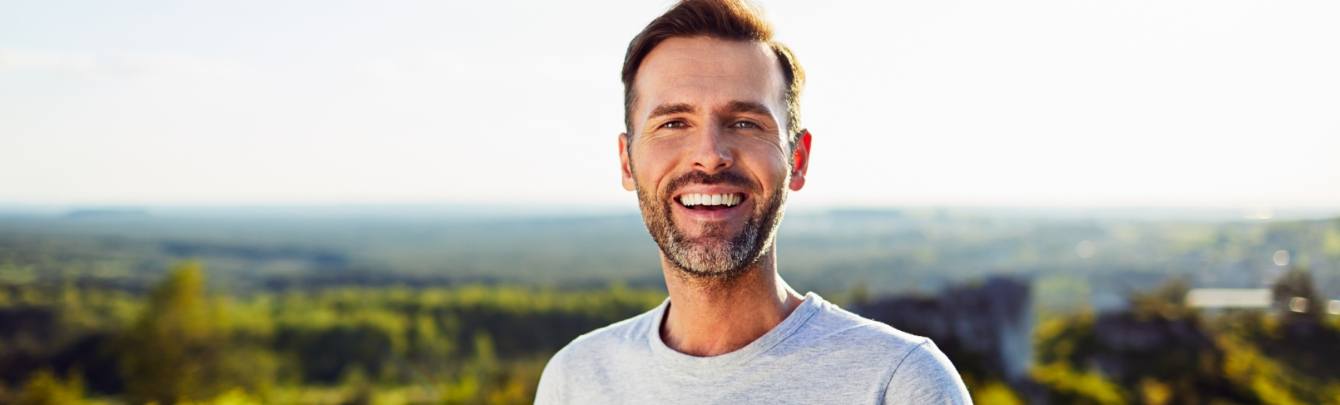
[621,0,805,147]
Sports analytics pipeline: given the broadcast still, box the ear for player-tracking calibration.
[788,129,812,192]
[619,133,636,191]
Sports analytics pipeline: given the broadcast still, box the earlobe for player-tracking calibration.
[619,133,636,191]
[789,174,806,191]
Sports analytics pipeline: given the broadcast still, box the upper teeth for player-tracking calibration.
[680,193,741,207]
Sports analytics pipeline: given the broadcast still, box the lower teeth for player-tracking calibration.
[690,205,731,210]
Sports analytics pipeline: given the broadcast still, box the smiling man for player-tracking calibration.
[534,1,970,403]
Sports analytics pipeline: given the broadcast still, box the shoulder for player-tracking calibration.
[552,307,653,362]
[797,295,970,403]
[884,340,972,404]
[534,302,663,404]
[797,294,930,355]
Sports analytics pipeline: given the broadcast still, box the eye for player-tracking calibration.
[729,120,761,129]
[659,120,688,130]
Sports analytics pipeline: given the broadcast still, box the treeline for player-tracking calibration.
[0,262,665,404]
[9,261,1340,404]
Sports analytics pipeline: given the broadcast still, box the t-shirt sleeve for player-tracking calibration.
[883,340,972,404]
[533,349,567,405]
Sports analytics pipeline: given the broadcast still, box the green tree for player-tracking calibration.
[118,261,273,403]
[12,369,87,405]
[1130,277,1191,320]
[1272,267,1323,320]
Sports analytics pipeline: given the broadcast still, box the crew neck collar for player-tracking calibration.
[647,291,824,373]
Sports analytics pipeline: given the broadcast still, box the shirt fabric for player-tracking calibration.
[534,291,972,404]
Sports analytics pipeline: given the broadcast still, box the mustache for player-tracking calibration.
[665,170,756,197]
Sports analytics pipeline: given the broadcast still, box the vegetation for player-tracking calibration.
[1,262,664,404]
[2,209,1339,403]
[1020,271,1340,404]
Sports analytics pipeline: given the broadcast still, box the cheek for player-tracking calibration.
[740,144,791,184]
[631,146,678,193]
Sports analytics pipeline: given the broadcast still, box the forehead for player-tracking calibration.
[632,36,785,120]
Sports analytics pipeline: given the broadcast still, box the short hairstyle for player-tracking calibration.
[621,0,806,147]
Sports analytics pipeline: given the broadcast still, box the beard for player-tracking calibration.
[634,169,787,281]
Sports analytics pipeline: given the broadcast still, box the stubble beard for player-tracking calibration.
[634,171,788,282]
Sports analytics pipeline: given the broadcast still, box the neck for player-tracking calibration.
[659,248,805,357]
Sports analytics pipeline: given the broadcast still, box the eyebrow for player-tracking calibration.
[648,103,697,120]
[724,100,773,117]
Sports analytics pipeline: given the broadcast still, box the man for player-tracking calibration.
[535,0,971,403]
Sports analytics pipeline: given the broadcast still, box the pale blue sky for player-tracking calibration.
[2,0,1337,209]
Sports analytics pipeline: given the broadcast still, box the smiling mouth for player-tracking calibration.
[675,193,747,211]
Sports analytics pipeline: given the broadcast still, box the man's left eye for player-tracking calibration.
[729,121,761,129]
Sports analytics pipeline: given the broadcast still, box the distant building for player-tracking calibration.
[1187,288,1340,315]
[1185,288,1271,310]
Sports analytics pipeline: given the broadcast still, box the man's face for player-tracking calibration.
[619,36,810,279]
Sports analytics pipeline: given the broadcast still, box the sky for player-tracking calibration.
[2,0,1338,209]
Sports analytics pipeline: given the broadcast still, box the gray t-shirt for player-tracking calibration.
[535,292,972,404]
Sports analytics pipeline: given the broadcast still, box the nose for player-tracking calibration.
[689,124,734,173]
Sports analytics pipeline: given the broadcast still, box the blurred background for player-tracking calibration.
[2,0,1338,403]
